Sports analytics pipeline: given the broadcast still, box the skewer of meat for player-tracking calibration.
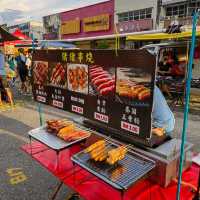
[90,67,103,73]
[107,146,127,165]
[90,71,106,78]
[84,140,105,153]
[91,73,110,84]
[98,79,115,91]
[93,77,113,87]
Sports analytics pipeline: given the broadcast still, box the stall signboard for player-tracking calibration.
[83,14,110,32]
[32,49,156,140]
[61,19,80,35]
[117,19,153,33]
[4,44,15,55]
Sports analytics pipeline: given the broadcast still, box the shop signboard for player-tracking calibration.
[117,19,153,33]
[32,49,156,140]
[4,44,15,55]
[43,32,58,40]
[61,19,80,35]
[83,14,110,32]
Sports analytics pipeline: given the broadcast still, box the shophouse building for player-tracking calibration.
[60,0,114,48]
[43,14,60,40]
[115,0,159,34]
[159,0,200,29]
[9,21,43,40]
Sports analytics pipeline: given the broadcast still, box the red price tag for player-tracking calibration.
[53,100,63,108]
[37,96,46,103]
[121,121,140,135]
[72,105,83,114]
[94,112,109,123]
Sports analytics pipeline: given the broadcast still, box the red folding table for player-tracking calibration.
[21,141,199,200]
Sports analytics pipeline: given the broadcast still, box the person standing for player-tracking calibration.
[152,85,175,136]
[0,50,14,106]
[25,50,32,94]
[0,50,5,105]
[16,48,28,93]
[7,55,17,86]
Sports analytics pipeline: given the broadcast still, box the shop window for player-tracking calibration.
[118,12,129,22]
[129,11,134,21]
[146,8,152,18]
[134,10,139,20]
[166,4,187,17]
[173,7,178,16]
[118,8,152,22]
[140,9,145,19]
[187,1,200,17]
[166,7,172,16]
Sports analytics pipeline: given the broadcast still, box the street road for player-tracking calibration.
[0,101,80,200]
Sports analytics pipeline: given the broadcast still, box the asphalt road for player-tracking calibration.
[0,97,200,200]
[0,101,80,200]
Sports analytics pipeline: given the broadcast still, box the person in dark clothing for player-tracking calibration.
[158,57,172,75]
[16,48,28,93]
[0,76,14,106]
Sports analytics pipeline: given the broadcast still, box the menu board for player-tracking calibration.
[32,49,156,140]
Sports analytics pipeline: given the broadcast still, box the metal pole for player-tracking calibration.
[31,34,43,126]
[176,11,198,200]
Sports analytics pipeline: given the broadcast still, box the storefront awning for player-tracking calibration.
[126,31,200,41]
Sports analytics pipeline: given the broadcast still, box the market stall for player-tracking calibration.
[20,12,200,200]
[3,29,32,55]
[0,26,20,107]
[20,47,199,200]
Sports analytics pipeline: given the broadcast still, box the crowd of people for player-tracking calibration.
[0,48,32,106]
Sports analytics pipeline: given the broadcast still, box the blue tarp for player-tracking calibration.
[40,41,76,49]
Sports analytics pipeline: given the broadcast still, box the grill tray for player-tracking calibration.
[71,142,155,190]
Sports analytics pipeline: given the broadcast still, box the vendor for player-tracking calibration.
[152,85,175,136]
[158,56,172,75]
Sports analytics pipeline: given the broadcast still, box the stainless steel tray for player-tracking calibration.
[71,142,155,190]
[28,126,90,151]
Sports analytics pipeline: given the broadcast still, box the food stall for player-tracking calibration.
[0,26,20,108]
[20,48,199,200]
[20,12,200,199]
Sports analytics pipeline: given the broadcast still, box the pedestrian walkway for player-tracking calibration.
[0,101,24,112]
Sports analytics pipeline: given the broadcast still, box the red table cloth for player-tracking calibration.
[21,142,199,200]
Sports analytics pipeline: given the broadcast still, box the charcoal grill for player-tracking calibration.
[71,141,155,190]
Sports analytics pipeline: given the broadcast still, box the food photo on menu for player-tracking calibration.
[49,62,67,88]
[116,67,151,105]
[67,64,88,94]
[33,61,49,85]
[89,65,115,97]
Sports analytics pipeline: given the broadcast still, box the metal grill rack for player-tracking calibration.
[71,141,155,191]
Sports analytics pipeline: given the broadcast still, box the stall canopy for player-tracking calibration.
[0,26,19,42]
[4,28,32,48]
[126,31,200,41]
[40,41,76,49]
[12,29,31,40]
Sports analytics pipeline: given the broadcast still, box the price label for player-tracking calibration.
[53,100,63,108]
[37,96,46,103]
[121,121,140,135]
[94,112,109,123]
[72,105,83,114]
